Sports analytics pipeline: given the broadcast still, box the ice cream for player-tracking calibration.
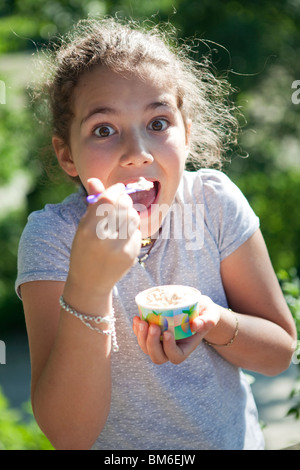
[135,285,202,340]
[126,177,154,191]
[141,285,200,308]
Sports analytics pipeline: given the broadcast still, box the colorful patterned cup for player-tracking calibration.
[135,285,202,340]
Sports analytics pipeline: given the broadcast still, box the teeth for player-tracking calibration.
[126,177,154,191]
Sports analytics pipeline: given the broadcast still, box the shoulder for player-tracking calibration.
[29,186,86,224]
[16,187,87,297]
[178,168,243,204]
[18,185,87,259]
[23,186,87,238]
[178,169,259,259]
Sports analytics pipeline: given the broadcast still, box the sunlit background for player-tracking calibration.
[0,0,299,450]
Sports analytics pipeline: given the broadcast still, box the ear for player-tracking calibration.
[52,136,78,177]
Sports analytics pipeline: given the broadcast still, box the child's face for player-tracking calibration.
[54,66,190,237]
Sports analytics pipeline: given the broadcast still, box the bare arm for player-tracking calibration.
[22,280,112,450]
[209,228,297,375]
[133,229,297,375]
[22,180,141,450]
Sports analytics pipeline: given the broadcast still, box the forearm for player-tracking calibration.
[203,306,296,376]
[26,182,141,449]
[32,291,113,450]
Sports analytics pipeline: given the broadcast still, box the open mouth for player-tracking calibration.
[130,180,160,214]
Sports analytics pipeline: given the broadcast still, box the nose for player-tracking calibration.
[119,131,154,167]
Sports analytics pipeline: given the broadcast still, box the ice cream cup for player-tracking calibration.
[135,285,202,340]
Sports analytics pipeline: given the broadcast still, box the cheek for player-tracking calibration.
[168,130,188,162]
[74,145,112,183]
[166,142,187,175]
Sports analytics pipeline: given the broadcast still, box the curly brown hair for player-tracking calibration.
[34,17,239,179]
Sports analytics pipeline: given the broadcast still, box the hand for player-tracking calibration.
[132,295,221,364]
[65,178,141,300]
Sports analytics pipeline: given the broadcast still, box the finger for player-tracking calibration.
[132,316,140,336]
[161,331,185,364]
[86,177,105,196]
[128,209,141,236]
[88,180,127,207]
[101,183,126,203]
[117,206,140,240]
[94,185,133,240]
[192,295,220,331]
[192,315,216,333]
[135,318,151,355]
[162,331,204,364]
[146,324,168,364]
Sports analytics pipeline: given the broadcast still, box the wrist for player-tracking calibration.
[59,295,119,352]
[63,277,113,316]
[204,307,239,347]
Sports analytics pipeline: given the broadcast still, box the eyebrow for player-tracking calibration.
[81,107,117,126]
[146,100,176,112]
[81,100,177,126]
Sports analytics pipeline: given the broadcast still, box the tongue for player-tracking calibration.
[130,187,156,210]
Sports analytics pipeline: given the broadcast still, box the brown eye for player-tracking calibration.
[94,125,115,138]
[149,119,168,131]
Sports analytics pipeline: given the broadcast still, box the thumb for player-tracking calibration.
[86,177,105,197]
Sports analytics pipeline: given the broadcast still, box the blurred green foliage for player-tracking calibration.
[278,269,300,419]
[0,0,298,317]
[235,171,300,270]
[0,386,53,449]
[0,0,299,325]
[0,0,300,448]
[0,106,35,184]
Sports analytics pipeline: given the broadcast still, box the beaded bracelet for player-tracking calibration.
[203,309,239,347]
[59,296,119,352]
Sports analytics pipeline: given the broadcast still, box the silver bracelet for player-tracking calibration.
[59,296,119,352]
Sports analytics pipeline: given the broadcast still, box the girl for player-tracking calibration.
[16,18,296,450]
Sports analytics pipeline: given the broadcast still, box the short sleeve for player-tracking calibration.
[200,169,260,260]
[15,190,85,299]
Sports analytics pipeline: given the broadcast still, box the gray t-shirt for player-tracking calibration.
[16,169,264,450]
